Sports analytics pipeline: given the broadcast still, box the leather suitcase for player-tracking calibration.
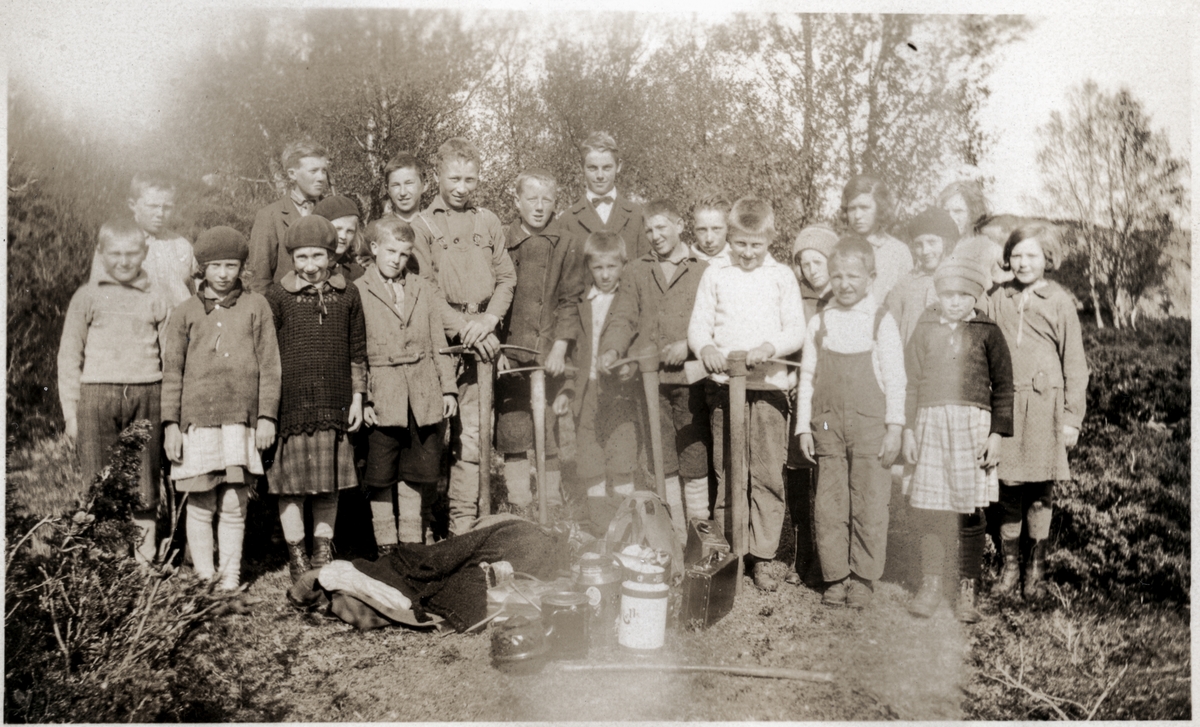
[681,550,738,629]
[684,519,731,566]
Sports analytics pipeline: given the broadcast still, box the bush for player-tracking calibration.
[1045,319,1190,605]
[4,421,226,723]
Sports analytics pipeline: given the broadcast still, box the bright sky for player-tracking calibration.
[5,0,1194,220]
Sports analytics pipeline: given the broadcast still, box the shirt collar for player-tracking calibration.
[586,188,618,204]
[587,284,616,300]
[289,188,317,213]
[279,270,347,293]
[1003,279,1053,299]
[427,194,473,215]
[831,292,878,314]
[95,267,151,291]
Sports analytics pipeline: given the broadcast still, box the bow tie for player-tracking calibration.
[591,195,614,208]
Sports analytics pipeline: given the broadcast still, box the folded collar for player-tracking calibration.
[95,268,151,291]
[280,270,346,294]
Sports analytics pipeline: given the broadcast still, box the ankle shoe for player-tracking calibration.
[286,542,310,584]
[908,574,943,618]
[956,578,982,623]
[751,560,779,592]
[784,570,803,586]
[310,536,334,569]
[822,579,848,606]
[846,576,873,609]
[993,537,1021,597]
[1023,540,1047,600]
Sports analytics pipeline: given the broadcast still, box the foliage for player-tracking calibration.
[1044,318,1190,605]
[1036,80,1190,329]
[4,421,225,723]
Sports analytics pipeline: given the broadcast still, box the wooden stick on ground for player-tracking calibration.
[556,662,834,683]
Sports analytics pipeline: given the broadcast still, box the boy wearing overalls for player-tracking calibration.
[796,236,906,610]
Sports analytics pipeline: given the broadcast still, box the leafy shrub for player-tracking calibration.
[1045,319,1190,605]
[4,421,225,723]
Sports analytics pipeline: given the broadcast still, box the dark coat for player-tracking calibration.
[247,197,301,295]
[500,217,577,364]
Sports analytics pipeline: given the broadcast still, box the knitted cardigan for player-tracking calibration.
[266,273,367,437]
[903,307,1015,436]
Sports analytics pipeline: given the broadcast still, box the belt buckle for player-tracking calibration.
[465,302,480,315]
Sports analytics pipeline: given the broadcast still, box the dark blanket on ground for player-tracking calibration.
[352,519,568,632]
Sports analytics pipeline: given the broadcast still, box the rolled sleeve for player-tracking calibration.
[874,312,907,427]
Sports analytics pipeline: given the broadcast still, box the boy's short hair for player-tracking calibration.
[281,139,329,172]
[97,218,147,251]
[728,197,776,240]
[840,174,895,229]
[366,217,415,246]
[583,231,627,263]
[693,193,732,217]
[580,132,620,164]
[514,168,557,197]
[828,234,877,275]
[128,171,176,200]
[643,199,683,223]
[383,152,425,181]
[433,137,481,171]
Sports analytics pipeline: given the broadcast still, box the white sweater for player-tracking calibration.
[687,256,806,390]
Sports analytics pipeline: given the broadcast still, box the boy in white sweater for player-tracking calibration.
[688,197,806,591]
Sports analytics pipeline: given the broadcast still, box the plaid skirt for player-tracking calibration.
[268,429,359,496]
[908,404,998,513]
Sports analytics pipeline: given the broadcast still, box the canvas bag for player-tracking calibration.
[604,491,685,582]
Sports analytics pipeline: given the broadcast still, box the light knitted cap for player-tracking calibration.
[312,195,360,222]
[934,256,990,299]
[194,226,248,264]
[285,215,338,253]
[791,224,839,260]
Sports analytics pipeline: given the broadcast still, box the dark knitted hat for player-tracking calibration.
[285,215,338,253]
[312,195,360,222]
[934,257,990,299]
[907,207,961,246]
[194,226,248,264]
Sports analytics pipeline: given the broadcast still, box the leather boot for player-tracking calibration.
[310,536,334,569]
[993,538,1021,596]
[956,578,982,623]
[286,541,310,584]
[1023,540,1047,600]
[908,574,942,618]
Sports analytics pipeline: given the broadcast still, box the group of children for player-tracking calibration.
[58,134,1088,623]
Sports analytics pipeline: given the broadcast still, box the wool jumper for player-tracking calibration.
[265,273,367,438]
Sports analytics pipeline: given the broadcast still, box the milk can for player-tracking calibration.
[574,551,623,644]
[618,562,669,652]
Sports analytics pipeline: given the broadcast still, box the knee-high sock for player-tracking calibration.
[683,477,710,521]
[920,532,946,577]
[958,511,986,581]
[215,484,248,589]
[396,480,426,543]
[369,487,397,547]
[278,496,306,544]
[186,491,217,579]
[311,492,338,540]
[504,455,532,508]
[542,458,564,507]
[133,508,158,563]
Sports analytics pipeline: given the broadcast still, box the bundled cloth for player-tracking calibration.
[289,518,568,631]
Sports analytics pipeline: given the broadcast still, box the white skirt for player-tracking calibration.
[171,424,265,482]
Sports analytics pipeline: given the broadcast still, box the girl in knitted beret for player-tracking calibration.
[885,207,961,345]
[986,223,1087,602]
[161,226,281,590]
[265,215,368,582]
[313,195,367,281]
[902,257,1013,622]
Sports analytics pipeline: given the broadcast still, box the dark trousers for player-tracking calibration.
[77,382,162,510]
